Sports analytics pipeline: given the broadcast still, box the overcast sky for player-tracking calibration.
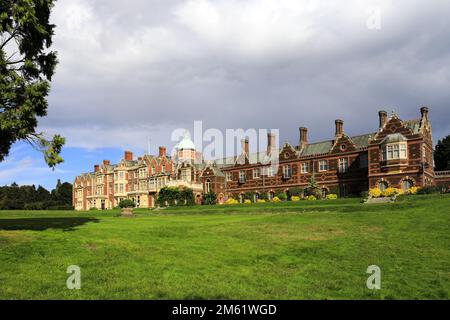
[2,0,450,189]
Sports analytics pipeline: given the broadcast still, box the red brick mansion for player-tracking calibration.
[73,107,449,210]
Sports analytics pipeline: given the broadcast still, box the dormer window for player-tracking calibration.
[380,133,408,161]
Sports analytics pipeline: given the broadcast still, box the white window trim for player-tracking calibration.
[382,142,407,161]
[319,160,328,172]
[301,162,309,174]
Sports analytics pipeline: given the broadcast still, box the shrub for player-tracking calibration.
[406,186,420,195]
[382,187,403,197]
[276,192,287,201]
[244,199,252,204]
[417,185,442,194]
[119,199,134,208]
[259,192,269,201]
[257,199,266,203]
[288,187,303,199]
[305,195,317,201]
[360,191,368,198]
[291,196,300,202]
[272,196,281,202]
[326,194,338,200]
[368,188,382,198]
[225,198,239,205]
[202,192,217,205]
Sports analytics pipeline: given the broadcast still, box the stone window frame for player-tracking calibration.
[301,162,309,174]
[381,142,407,161]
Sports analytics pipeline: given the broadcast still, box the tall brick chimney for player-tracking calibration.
[299,127,308,147]
[241,138,249,155]
[378,110,387,129]
[267,132,276,154]
[124,151,133,161]
[335,119,344,137]
[159,146,166,157]
[94,164,100,172]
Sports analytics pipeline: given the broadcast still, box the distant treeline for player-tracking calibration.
[0,180,73,210]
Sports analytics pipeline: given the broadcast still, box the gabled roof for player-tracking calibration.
[403,119,420,134]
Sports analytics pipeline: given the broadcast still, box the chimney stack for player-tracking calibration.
[241,138,249,155]
[378,110,387,129]
[94,164,100,172]
[159,146,166,157]
[267,132,276,154]
[335,119,344,137]
[124,151,133,161]
[299,127,308,147]
[102,160,110,166]
[420,106,429,119]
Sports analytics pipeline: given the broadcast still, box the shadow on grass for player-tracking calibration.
[0,217,99,231]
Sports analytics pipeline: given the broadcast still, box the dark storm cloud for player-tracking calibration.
[40,0,450,150]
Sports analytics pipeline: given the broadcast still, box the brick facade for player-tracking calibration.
[73,107,445,210]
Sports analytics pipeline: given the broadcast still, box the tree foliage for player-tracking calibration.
[202,192,217,205]
[0,180,73,210]
[0,0,64,168]
[434,135,450,171]
[157,187,195,207]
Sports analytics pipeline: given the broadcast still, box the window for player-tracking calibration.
[301,162,309,174]
[151,166,155,175]
[139,168,147,178]
[239,170,246,183]
[378,181,388,192]
[114,172,118,180]
[339,158,348,173]
[401,179,413,191]
[205,179,211,193]
[161,165,165,173]
[382,143,407,160]
[319,160,328,171]
[359,154,368,168]
[283,165,291,178]
[253,168,260,179]
[114,184,118,192]
[266,166,274,177]
[119,184,124,193]
[119,171,124,180]
[226,172,232,182]
[401,144,407,159]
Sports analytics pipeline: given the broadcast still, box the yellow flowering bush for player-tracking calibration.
[225,198,239,205]
[382,187,403,197]
[257,199,266,203]
[407,186,420,195]
[291,196,300,202]
[326,194,338,200]
[368,188,382,198]
[305,195,317,201]
[244,199,252,204]
[272,196,281,202]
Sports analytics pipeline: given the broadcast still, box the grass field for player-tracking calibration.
[0,194,449,299]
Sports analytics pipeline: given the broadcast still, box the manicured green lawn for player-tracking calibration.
[0,194,449,299]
